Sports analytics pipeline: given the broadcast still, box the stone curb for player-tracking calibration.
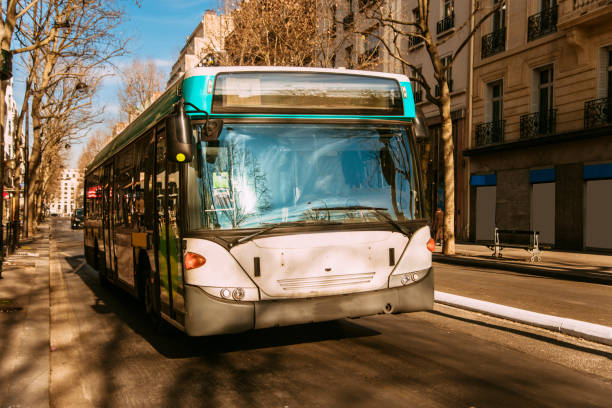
[434,291,612,347]
[433,253,612,284]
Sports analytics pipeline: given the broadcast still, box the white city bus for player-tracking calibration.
[83,67,435,336]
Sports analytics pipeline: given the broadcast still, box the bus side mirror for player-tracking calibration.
[166,102,194,163]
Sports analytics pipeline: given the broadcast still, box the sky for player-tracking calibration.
[66,0,222,167]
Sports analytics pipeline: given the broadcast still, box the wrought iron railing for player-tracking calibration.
[437,13,455,34]
[475,120,505,146]
[481,27,506,59]
[520,109,557,139]
[408,34,423,48]
[528,5,558,41]
[343,13,354,31]
[584,97,610,128]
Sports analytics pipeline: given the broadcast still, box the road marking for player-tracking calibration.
[435,291,612,346]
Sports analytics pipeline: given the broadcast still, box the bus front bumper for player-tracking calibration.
[184,267,433,337]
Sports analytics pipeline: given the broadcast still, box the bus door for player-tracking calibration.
[154,129,186,324]
[103,163,117,281]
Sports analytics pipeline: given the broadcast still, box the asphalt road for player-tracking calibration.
[49,219,612,408]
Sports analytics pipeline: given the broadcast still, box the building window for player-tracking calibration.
[476,81,504,146]
[360,24,380,64]
[538,66,554,114]
[437,0,455,33]
[492,0,506,31]
[522,66,555,138]
[585,49,612,128]
[444,0,454,18]
[482,0,506,58]
[528,0,558,41]
[412,67,423,103]
[489,81,503,123]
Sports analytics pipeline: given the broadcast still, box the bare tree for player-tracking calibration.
[117,59,165,121]
[17,0,127,233]
[354,0,506,254]
[221,0,321,66]
[77,128,111,171]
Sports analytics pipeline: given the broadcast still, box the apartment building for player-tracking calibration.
[466,0,612,250]
[49,169,82,216]
[332,0,473,238]
[167,10,233,86]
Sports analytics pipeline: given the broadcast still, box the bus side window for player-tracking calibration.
[143,132,155,230]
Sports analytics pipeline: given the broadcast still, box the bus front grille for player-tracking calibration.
[277,272,375,291]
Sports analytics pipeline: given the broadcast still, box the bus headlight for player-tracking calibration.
[203,286,258,301]
[220,288,232,299]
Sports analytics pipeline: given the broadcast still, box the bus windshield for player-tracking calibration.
[188,123,421,231]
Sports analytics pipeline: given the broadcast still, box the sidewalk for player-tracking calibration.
[433,242,612,284]
[0,224,50,408]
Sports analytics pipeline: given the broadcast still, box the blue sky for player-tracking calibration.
[73,0,221,166]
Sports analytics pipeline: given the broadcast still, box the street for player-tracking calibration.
[44,218,612,407]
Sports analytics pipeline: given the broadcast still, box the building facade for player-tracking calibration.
[49,169,82,216]
[467,0,612,251]
[167,10,233,86]
[331,0,472,237]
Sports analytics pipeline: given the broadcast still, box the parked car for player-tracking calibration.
[71,208,84,229]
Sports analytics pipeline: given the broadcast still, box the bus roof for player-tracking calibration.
[184,66,410,83]
[87,67,412,174]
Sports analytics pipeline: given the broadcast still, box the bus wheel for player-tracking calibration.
[94,243,108,287]
[144,269,162,328]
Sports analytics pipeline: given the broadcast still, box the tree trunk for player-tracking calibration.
[439,82,456,255]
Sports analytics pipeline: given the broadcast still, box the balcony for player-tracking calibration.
[558,0,612,29]
[528,5,558,41]
[475,120,505,146]
[408,34,424,48]
[584,97,610,128]
[342,13,354,31]
[481,27,506,59]
[434,80,453,97]
[437,13,455,34]
[520,109,557,139]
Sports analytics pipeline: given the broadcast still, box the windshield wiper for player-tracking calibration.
[228,220,341,248]
[229,223,280,248]
[311,206,411,236]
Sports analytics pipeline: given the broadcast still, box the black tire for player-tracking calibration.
[94,243,109,287]
[142,263,166,332]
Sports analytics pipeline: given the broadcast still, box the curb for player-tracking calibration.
[434,291,612,347]
[433,254,612,284]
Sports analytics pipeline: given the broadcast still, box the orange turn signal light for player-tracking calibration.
[184,252,206,270]
[426,238,436,252]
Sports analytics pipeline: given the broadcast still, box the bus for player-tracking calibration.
[83,66,435,336]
